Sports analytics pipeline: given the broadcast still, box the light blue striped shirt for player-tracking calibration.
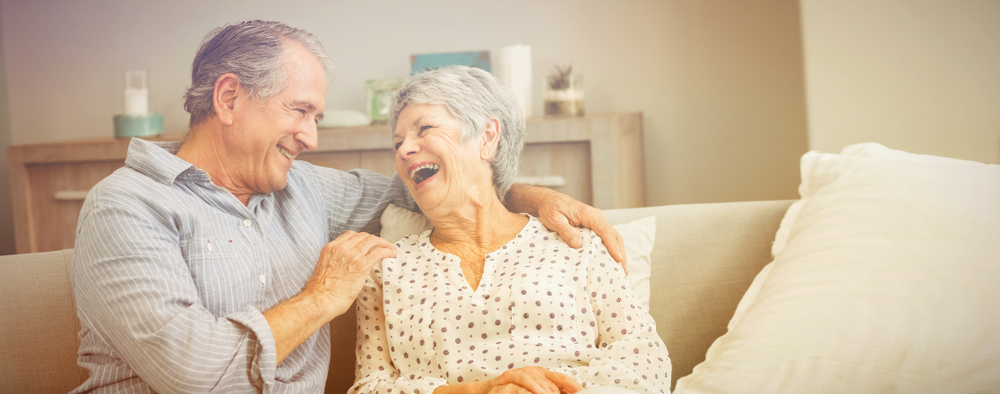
[71,138,414,393]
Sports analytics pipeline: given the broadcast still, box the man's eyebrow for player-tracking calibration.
[291,100,316,112]
[291,100,324,121]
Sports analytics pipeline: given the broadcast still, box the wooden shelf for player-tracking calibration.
[7,112,644,253]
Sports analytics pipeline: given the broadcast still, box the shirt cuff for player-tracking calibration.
[228,307,278,390]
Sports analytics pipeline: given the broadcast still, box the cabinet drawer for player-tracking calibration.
[24,160,125,252]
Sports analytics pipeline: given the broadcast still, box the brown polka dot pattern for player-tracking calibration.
[350,217,670,393]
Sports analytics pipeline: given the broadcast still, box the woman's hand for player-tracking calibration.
[434,367,583,394]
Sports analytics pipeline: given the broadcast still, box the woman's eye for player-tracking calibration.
[393,142,402,150]
[419,125,432,134]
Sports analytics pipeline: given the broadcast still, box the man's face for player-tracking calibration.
[227,44,326,195]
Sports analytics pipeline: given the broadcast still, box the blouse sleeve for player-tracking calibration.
[551,231,672,394]
[350,258,449,394]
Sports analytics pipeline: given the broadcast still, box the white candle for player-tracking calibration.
[124,87,148,115]
[124,70,148,115]
[497,44,532,117]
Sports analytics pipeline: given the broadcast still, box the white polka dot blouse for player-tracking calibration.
[352,217,670,393]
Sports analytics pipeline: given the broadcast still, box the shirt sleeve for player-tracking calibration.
[301,163,417,237]
[551,231,672,394]
[73,189,277,393]
[351,258,449,394]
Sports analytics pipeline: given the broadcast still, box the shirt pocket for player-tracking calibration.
[180,236,260,316]
[509,283,579,345]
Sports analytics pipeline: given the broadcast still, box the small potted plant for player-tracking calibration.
[544,64,585,116]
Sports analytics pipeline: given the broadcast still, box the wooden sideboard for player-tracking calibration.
[7,112,644,254]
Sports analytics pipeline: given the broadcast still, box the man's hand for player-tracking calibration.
[505,184,627,274]
[303,231,397,317]
[434,367,583,394]
[265,231,396,365]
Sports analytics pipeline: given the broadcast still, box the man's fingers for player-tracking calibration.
[539,213,583,249]
[350,234,397,272]
[594,223,627,273]
[363,241,397,264]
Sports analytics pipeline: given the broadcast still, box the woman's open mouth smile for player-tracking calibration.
[408,163,440,185]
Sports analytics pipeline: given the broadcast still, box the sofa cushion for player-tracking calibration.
[676,143,1000,393]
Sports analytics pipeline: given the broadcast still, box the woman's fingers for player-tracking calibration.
[491,367,574,394]
[544,370,583,393]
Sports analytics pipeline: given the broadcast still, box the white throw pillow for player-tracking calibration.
[610,215,655,311]
[379,205,432,244]
[677,143,1000,393]
[379,205,656,309]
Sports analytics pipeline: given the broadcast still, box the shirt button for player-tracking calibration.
[243,219,253,229]
[259,274,266,284]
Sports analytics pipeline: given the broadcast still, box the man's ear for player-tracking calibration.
[212,73,241,126]
[480,118,501,160]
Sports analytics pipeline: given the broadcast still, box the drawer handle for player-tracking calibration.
[513,176,566,188]
[54,190,91,201]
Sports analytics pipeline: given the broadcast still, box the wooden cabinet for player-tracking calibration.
[8,112,644,254]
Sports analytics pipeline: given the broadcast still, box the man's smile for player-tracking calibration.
[277,145,294,160]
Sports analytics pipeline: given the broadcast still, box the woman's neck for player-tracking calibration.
[426,194,528,291]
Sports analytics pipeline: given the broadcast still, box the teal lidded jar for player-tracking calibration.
[114,114,164,138]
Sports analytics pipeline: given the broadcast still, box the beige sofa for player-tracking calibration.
[0,199,792,393]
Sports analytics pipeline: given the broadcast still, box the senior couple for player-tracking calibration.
[71,20,669,394]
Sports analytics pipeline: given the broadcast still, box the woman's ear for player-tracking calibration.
[212,73,241,126]
[479,118,501,160]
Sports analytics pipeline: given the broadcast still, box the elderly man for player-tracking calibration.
[71,20,624,393]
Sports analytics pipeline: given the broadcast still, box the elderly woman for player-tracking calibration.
[351,66,670,394]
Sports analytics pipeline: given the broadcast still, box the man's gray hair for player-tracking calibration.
[388,66,525,203]
[183,20,332,127]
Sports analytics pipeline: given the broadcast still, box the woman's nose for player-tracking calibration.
[397,138,419,159]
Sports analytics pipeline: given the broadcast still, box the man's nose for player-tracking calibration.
[297,122,318,152]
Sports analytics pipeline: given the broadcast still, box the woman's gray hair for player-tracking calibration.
[388,66,525,202]
[183,20,332,127]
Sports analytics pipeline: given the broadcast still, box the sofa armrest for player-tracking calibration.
[603,199,793,389]
[0,249,85,393]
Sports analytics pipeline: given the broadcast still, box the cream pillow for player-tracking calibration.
[379,204,432,243]
[379,205,656,309]
[730,143,995,329]
[677,143,1000,393]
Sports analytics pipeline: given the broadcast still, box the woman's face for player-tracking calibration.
[392,103,494,213]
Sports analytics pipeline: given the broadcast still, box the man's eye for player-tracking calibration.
[393,142,402,150]
[419,125,432,134]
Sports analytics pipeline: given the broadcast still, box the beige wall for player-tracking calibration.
[0,0,809,252]
[801,0,1000,164]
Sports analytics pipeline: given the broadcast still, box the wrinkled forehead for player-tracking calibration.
[392,102,465,136]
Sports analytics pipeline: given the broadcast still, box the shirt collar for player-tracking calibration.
[124,138,200,186]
